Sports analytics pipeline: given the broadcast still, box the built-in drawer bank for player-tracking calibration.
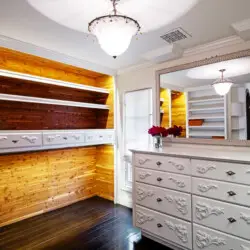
[0,129,115,154]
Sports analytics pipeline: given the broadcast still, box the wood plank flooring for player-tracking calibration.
[0,197,172,250]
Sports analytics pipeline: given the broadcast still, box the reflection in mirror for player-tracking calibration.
[160,56,250,140]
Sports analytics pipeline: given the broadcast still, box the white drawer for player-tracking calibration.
[193,223,250,250]
[135,183,191,221]
[191,159,250,185]
[62,132,85,144]
[135,167,191,192]
[192,177,250,207]
[134,153,191,175]
[43,132,68,145]
[135,205,192,249]
[193,195,250,240]
[85,132,98,143]
[0,133,42,149]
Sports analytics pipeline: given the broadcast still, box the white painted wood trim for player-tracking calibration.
[0,93,109,110]
[0,69,109,94]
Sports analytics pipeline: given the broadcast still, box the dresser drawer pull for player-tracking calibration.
[227,191,236,196]
[157,198,162,202]
[156,161,162,166]
[157,223,163,228]
[228,217,237,223]
[157,177,162,182]
[12,140,19,144]
[226,171,235,176]
[63,137,68,140]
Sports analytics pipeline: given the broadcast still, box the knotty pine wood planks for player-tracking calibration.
[0,100,98,130]
[96,145,114,201]
[171,91,186,137]
[0,47,104,85]
[0,147,97,227]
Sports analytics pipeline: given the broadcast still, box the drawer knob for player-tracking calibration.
[228,217,237,223]
[156,161,162,166]
[157,177,162,182]
[63,137,67,140]
[157,223,163,228]
[157,198,162,202]
[227,191,236,196]
[226,171,235,176]
[12,140,19,144]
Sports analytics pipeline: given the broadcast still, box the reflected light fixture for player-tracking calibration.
[88,0,141,58]
[212,69,233,96]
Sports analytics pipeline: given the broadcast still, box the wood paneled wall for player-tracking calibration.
[0,47,103,86]
[0,47,115,226]
[0,100,98,130]
[171,91,186,137]
[160,88,170,128]
[96,145,114,201]
[0,147,97,227]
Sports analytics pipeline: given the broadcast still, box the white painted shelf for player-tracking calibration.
[189,114,224,120]
[187,86,227,139]
[189,130,225,137]
[0,93,109,110]
[0,69,109,94]
[188,95,224,104]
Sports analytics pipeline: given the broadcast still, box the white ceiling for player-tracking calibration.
[0,0,250,72]
[160,57,250,89]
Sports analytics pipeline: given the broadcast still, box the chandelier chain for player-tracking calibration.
[112,0,119,15]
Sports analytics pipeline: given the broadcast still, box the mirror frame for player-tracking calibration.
[155,49,250,147]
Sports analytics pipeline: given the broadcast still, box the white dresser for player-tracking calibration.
[131,144,250,250]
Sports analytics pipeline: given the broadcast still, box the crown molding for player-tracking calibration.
[183,35,244,57]
[117,35,246,75]
[0,35,116,76]
[117,61,155,75]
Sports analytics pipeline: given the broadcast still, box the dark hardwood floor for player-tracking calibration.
[0,197,172,250]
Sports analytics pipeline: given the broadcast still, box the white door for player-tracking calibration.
[123,88,153,189]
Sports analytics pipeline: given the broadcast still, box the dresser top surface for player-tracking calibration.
[130,143,250,163]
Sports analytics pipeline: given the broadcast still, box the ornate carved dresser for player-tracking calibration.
[131,144,250,250]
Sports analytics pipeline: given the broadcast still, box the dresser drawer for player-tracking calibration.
[134,153,191,175]
[0,133,42,149]
[135,205,192,249]
[192,177,250,207]
[135,167,191,192]
[191,159,250,185]
[193,195,250,240]
[135,183,191,221]
[193,223,250,250]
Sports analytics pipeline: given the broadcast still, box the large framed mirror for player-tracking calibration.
[155,49,250,145]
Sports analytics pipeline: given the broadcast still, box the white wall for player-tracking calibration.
[115,38,250,207]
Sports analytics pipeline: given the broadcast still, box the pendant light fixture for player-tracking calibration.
[88,0,141,58]
[213,69,233,96]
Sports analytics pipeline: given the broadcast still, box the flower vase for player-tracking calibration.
[154,135,162,149]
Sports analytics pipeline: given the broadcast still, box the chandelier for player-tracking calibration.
[88,0,141,58]
[213,69,233,96]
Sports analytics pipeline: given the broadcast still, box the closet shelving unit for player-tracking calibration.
[0,69,114,153]
[186,86,227,139]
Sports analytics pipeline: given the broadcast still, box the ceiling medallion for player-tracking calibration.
[212,69,233,96]
[88,0,141,58]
